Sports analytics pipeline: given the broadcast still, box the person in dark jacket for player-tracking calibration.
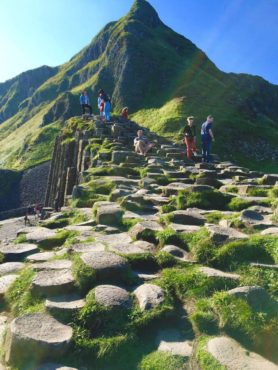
[183,116,197,160]
[201,115,215,163]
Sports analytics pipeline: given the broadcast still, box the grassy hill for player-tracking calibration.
[0,0,278,172]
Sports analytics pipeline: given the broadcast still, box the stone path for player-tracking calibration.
[1,116,278,369]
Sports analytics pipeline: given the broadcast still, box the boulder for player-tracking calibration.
[0,262,24,276]
[94,285,131,308]
[96,232,133,246]
[240,210,272,228]
[81,251,128,281]
[134,284,165,311]
[0,243,38,262]
[206,225,248,244]
[32,269,75,297]
[206,336,277,370]
[5,313,72,367]
[199,267,240,280]
[170,223,201,233]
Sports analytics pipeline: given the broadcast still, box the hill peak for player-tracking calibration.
[127,0,162,27]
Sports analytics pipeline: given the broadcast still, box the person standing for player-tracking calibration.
[80,91,92,115]
[201,115,215,163]
[103,91,111,122]
[183,116,197,160]
[98,90,105,119]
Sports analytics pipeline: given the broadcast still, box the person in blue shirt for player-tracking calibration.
[80,91,92,115]
[201,115,215,163]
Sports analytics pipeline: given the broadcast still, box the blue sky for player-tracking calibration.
[0,0,277,84]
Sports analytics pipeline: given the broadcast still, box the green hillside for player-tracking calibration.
[0,0,278,172]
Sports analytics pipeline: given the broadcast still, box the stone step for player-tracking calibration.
[0,243,39,262]
[32,269,75,297]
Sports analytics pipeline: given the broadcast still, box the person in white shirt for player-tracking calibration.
[134,130,155,155]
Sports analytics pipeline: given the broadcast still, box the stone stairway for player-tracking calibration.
[0,116,278,369]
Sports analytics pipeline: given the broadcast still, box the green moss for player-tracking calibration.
[14,234,27,244]
[77,288,131,337]
[158,267,237,300]
[225,186,239,194]
[176,190,232,211]
[247,187,269,197]
[39,230,78,249]
[239,266,278,296]
[139,351,186,370]
[155,251,179,268]
[205,212,224,224]
[156,227,189,249]
[228,197,254,211]
[72,254,96,293]
[87,179,115,195]
[214,237,275,269]
[124,253,158,272]
[0,252,4,263]
[195,337,227,370]
[191,292,278,358]
[5,268,44,316]
[269,186,278,198]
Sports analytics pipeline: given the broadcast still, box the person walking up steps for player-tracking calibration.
[183,116,197,160]
[80,91,92,116]
[201,115,215,163]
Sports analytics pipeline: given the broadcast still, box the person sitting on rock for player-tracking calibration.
[80,91,92,116]
[121,107,129,120]
[201,115,215,163]
[183,116,197,160]
[134,130,155,156]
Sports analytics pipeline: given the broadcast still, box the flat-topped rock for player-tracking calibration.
[206,336,277,370]
[167,210,205,225]
[0,275,17,299]
[95,232,133,246]
[250,262,278,270]
[169,224,200,234]
[261,227,278,235]
[0,243,38,262]
[26,251,56,262]
[0,262,24,276]
[94,285,131,308]
[37,364,78,370]
[134,284,165,311]
[228,286,271,309]
[199,267,240,280]
[156,328,193,357]
[68,242,106,253]
[161,245,194,263]
[25,227,56,243]
[5,313,73,367]
[81,251,128,281]
[129,221,163,241]
[32,260,72,271]
[206,224,248,244]
[45,294,85,312]
[32,269,75,296]
[260,174,278,185]
[96,203,124,226]
[240,209,272,227]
